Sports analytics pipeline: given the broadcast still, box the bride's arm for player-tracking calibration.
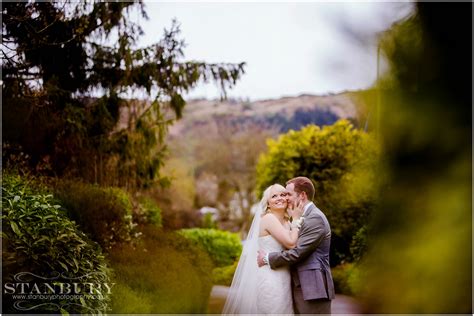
[261,214,299,249]
[282,222,296,249]
[268,214,328,269]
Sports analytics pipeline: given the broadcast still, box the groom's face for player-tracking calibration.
[285,183,298,208]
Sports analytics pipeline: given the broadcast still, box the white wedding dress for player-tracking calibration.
[256,235,294,314]
[223,199,294,315]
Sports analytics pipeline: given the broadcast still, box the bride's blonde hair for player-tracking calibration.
[259,184,290,220]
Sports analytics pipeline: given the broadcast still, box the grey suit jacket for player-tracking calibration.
[268,203,335,301]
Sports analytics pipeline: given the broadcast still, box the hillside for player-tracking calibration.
[168,90,371,137]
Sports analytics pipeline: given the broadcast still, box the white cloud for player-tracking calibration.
[137,2,414,100]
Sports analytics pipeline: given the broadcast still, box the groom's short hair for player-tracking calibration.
[286,177,315,200]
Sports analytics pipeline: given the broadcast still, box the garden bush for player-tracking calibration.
[134,196,162,227]
[256,120,379,265]
[54,180,135,250]
[201,212,218,229]
[108,225,213,313]
[212,261,238,286]
[331,263,361,296]
[2,174,111,314]
[350,225,368,262]
[178,228,242,267]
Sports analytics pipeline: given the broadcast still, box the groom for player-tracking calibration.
[257,176,335,314]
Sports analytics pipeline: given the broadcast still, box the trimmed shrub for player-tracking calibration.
[108,225,213,313]
[212,261,238,286]
[2,174,111,314]
[54,180,135,250]
[178,228,242,267]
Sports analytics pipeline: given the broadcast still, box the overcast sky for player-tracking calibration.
[137,2,414,101]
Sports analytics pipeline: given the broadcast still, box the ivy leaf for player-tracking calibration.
[73,257,80,272]
[10,222,21,236]
[58,261,69,271]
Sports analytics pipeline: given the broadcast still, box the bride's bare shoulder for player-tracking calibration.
[261,213,278,223]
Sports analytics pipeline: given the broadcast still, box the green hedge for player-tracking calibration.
[212,261,238,286]
[108,225,213,313]
[2,174,111,314]
[178,228,242,267]
[54,180,135,250]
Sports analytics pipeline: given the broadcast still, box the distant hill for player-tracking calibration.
[169,90,371,137]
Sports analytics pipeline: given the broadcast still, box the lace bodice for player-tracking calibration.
[258,234,285,253]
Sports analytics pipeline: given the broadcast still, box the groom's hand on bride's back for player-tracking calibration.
[257,250,267,267]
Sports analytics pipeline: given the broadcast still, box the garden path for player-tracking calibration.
[208,285,363,314]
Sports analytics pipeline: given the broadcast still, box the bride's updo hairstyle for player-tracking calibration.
[259,184,286,216]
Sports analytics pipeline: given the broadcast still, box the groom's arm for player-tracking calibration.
[268,215,327,269]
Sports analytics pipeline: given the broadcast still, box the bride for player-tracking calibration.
[223,184,304,314]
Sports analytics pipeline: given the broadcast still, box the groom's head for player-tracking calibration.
[285,176,315,206]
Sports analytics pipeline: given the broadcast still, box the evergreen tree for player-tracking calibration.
[2,1,245,189]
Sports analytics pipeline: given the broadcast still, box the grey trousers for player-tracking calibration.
[293,286,332,314]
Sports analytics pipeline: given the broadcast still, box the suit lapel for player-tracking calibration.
[299,203,316,234]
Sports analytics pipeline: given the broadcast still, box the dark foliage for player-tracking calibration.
[2,174,111,314]
[53,180,135,250]
[2,2,245,189]
[361,3,472,313]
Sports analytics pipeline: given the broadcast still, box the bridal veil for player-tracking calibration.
[222,189,269,314]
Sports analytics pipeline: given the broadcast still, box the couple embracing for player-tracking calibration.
[223,177,335,315]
